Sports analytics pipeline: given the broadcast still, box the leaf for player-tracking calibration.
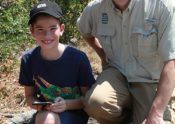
[0,92,3,99]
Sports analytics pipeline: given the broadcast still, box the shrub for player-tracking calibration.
[0,0,37,62]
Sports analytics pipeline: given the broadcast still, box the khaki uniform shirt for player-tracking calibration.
[77,0,175,82]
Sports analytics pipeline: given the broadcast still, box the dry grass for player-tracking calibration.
[0,41,101,123]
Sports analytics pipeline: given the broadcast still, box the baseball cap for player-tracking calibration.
[28,0,63,25]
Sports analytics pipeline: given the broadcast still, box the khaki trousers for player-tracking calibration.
[82,67,175,124]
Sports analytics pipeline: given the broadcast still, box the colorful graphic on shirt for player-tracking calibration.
[33,76,80,101]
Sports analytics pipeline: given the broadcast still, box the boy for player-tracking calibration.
[19,0,95,124]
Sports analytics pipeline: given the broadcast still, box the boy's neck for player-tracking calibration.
[40,43,65,60]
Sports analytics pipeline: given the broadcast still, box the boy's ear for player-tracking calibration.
[30,26,35,37]
[60,24,65,36]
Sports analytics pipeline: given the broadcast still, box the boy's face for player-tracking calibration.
[30,15,65,50]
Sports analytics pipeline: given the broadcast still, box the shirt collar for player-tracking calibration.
[109,0,136,12]
[128,0,136,12]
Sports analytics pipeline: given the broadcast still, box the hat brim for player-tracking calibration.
[28,10,62,25]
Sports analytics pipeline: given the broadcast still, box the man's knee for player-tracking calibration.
[82,67,131,123]
[82,90,123,121]
[83,94,131,124]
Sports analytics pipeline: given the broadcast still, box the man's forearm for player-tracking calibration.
[82,36,108,66]
[82,36,105,59]
[148,60,175,118]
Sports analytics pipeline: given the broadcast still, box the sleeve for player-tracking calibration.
[78,52,95,87]
[158,2,175,61]
[19,55,34,86]
[77,1,99,38]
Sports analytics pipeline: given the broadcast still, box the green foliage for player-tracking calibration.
[53,0,89,42]
[0,92,2,100]
[0,0,37,62]
[0,0,89,64]
[0,86,9,100]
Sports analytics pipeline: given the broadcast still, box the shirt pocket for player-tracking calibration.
[131,25,158,58]
[97,24,115,60]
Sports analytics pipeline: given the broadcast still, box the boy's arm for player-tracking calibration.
[64,86,91,110]
[24,86,43,111]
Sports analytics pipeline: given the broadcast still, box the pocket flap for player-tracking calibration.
[132,26,157,37]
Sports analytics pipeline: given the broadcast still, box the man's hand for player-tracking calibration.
[36,104,44,111]
[142,118,165,124]
[101,58,108,68]
[142,112,165,124]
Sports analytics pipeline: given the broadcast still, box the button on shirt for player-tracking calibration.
[77,0,175,82]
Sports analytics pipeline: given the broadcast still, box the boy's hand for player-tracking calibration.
[36,105,44,111]
[46,97,67,113]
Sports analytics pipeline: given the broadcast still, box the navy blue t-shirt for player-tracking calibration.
[19,45,95,102]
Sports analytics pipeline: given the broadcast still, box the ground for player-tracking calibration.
[0,42,101,124]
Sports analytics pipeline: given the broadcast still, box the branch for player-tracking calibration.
[0,110,36,124]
